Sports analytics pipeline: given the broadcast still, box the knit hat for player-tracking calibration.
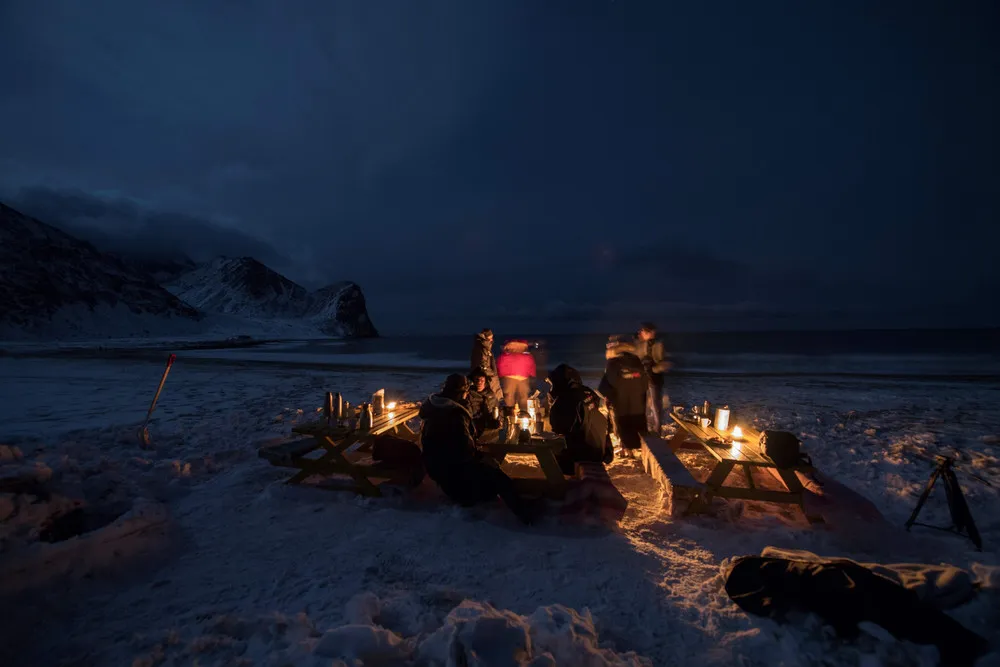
[442,373,470,396]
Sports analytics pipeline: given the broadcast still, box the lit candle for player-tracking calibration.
[520,416,531,432]
[386,401,397,410]
[732,426,743,440]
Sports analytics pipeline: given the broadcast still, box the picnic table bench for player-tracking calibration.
[660,412,818,520]
[258,404,421,496]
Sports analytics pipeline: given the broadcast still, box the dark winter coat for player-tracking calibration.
[466,388,499,422]
[548,364,610,466]
[599,350,648,418]
[418,394,480,482]
[470,333,499,379]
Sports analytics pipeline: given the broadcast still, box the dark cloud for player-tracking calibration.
[0,0,997,333]
[7,186,290,269]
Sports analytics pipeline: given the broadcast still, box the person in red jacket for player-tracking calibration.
[497,339,536,416]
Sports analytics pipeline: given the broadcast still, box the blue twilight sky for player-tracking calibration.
[1,0,997,334]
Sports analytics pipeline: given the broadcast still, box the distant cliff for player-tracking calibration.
[166,257,378,338]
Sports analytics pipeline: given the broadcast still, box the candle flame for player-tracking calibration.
[386,401,397,410]
[732,426,743,439]
[520,416,531,431]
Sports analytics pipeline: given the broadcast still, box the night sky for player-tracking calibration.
[1,0,997,334]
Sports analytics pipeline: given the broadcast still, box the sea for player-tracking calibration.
[244,328,1000,381]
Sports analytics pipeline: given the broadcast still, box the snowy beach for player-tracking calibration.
[1,352,999,667]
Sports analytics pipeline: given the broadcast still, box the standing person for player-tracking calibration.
[529,340,550,394]
[497,339,536,417]
[418,374,541,524]
[548,364,612,474]
[634,322,672,433]
[598,337,648,458]
[470,328,501,401]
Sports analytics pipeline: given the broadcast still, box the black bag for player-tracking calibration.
[723,556,989,667]
[760,430,811,467]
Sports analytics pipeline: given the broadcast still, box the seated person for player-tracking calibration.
[418,374,542,524]
[466,369,501,435]
[548,364,613,474]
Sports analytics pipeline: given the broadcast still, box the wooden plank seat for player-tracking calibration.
[639,433,707,517]
[258,437,322,466]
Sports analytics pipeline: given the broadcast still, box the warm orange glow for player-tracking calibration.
[520,416,531,432]
[388,411,395,420]
[732,426,744,440]
[386,401,397,410]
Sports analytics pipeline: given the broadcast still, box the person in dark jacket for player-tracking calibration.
[529,341,550,394]
[634,322,672,433]
[548,364,612,474]
[418,373,540,524]
[598,339,648,457]
[470,329,502,402]
[466,369,500,435]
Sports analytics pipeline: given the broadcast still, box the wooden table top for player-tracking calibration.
[669,412,772,465]
[293,405,421,437]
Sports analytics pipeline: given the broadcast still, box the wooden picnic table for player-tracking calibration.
[667,412,815,517]
[478,420,569,499]
[258,404,421,496]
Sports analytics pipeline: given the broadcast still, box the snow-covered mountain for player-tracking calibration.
[0,202,203,339]
[167,257,378,337]
[166,257,308,318]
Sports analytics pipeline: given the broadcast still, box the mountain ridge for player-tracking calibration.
[0,202,377,340]
[166,257,378,337]
[0,202,204,338]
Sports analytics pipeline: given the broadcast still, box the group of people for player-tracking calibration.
[416,324,671,524]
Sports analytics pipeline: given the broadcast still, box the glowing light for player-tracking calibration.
[520,416,531,432]
[388,411,395,420]
[386,402,397,410]
[732,426,744,440]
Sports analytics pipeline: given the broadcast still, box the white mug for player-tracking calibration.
[700,417,711,429]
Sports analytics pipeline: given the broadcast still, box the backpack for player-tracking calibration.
[759,431,812,468]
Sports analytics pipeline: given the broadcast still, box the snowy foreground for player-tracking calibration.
[0,356,999,667]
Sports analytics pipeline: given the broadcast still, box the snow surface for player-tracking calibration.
[0,356,998,666]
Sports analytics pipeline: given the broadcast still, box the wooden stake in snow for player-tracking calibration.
[138,354,176,447]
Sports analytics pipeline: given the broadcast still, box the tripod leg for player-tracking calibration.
[942,467,984,551]
[905,466,942,531]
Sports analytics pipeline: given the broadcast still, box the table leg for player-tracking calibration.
[534,450,568,499]
[286,436,382,496]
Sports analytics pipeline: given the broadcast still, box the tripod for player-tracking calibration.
[904,454,986,551]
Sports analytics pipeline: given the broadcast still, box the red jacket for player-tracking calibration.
[497,352,536,379]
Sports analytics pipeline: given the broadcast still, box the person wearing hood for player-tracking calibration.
[470,329,502,402]
[598,338,648,457]
[497,340,536,417]
[466,368,501,435]
[548,364,612,474]
[418,373,541,524]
